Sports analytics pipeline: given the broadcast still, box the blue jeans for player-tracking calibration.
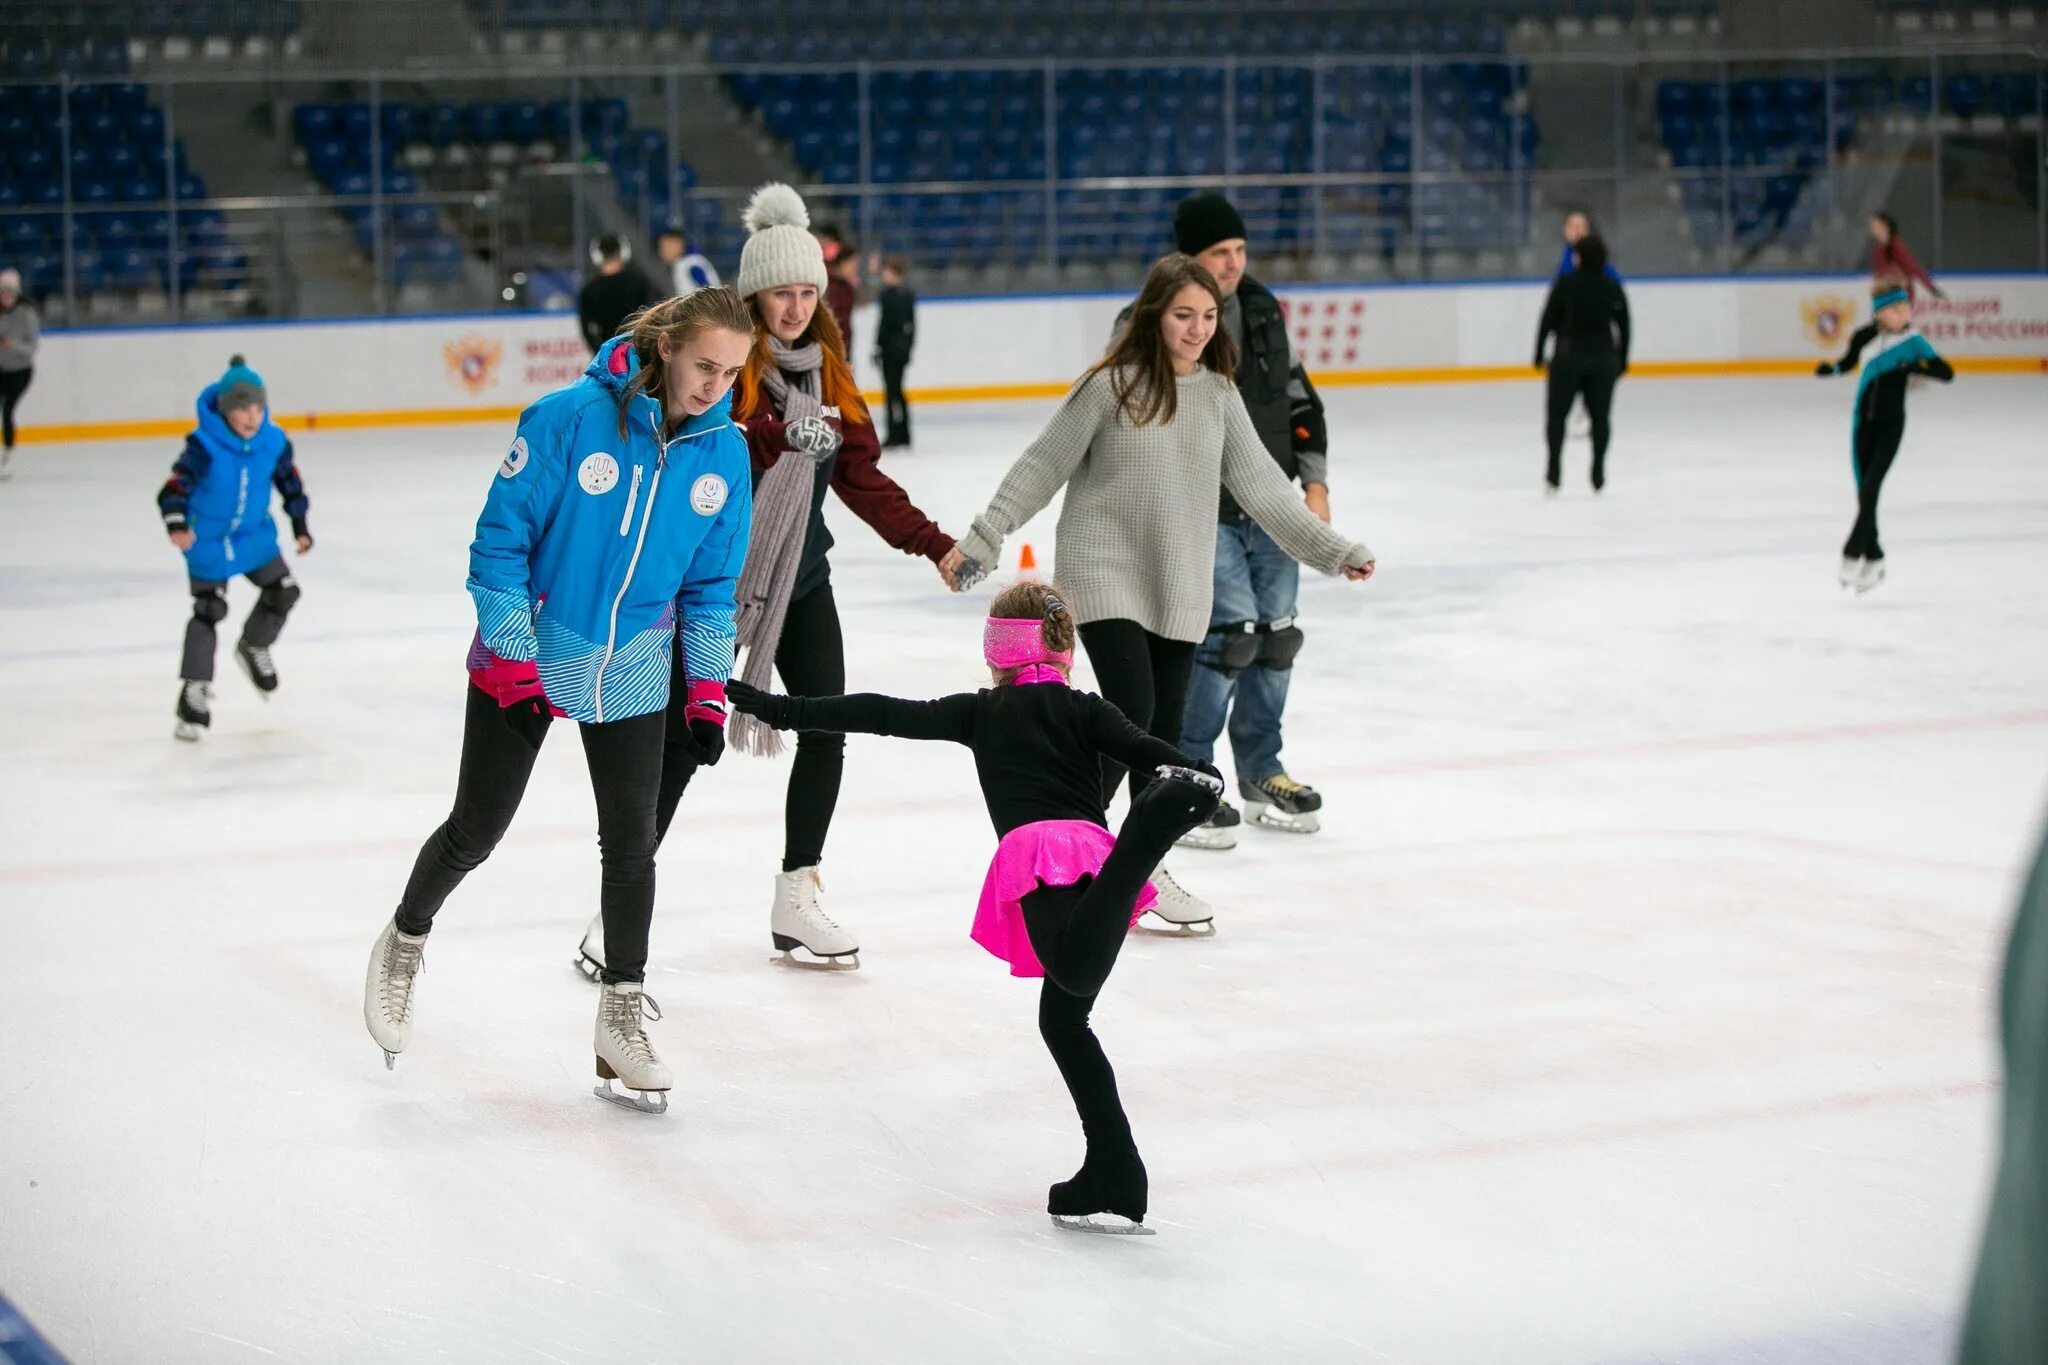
[1180,520,1299,783]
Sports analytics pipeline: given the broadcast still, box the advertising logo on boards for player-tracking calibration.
[443,334,505,394]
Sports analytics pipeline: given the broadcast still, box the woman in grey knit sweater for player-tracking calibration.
[949,255,1373,929]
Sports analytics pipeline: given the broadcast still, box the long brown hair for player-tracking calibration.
[734,293,871,425]
[1089,253,1239,428]
[612,286,754,437]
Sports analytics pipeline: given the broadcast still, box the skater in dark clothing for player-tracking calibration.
[875,256,916,448]
[1868,212,1942,301]
[1815,280,1954,592]
[1535,234,1630,493]
[577,234,661,354]
[729,581,1223,1234]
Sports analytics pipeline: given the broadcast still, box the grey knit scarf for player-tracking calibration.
[730,337,833,757]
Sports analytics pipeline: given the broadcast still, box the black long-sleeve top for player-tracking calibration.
[749,683,1197,836]
[1819,322,1956,429]
[1535,268,1630,367]
[876,283,916,360]
[577,267,661,353]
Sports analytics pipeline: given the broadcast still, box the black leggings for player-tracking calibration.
[396,683,664,983]
[1845,417,1905,561]
[0,366,28,448]
[183,555,296,682]
[1076,618,1197,805]
[1021,776,1219,1181]
[658,580,845,871]
[1545,351,1619,487]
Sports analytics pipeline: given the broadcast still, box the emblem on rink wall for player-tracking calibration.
[443,334,504,394]
[1799,295,1858,350]
[1279,294,1368,369]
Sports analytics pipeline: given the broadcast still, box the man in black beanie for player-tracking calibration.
[1117,189,1335,848]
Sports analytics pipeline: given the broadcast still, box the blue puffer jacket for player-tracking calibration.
[468,335,753,725]
[156,385,306,582]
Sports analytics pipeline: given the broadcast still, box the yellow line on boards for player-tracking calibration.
[18,358,2043,444]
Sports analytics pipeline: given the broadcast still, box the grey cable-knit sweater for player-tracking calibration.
[957,366,1372,643]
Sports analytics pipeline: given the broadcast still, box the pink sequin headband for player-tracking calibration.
[984,615,1073,672]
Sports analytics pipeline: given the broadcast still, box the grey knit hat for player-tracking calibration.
[736,182,829,300]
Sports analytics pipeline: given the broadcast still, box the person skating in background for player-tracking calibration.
[0,267,37,477]
[1143,190,1338,849]
[1556,210,1621,280]
[816,223,859,348]
[1868,212,1942,301]
[728,581,1223,1235]
[1534,234,1630,495]
[655,227,721,297]
[949,253,1375,936]
[702,183,956,970]
[155,356,311,742]
[1815,278,1954,593]
[577,234,661,353]
[363,290,756,1115]
[875,255,916,449]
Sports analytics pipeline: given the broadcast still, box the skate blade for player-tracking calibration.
[593,1079,669,1115]
[383,1050,397,1070]
[173,724,203,743]
[1138,910,1216,938]
[572,953,602,983]
[772,947,861,971]
[1051,1213,1155,1236]
[1174,826,1239,851]
[1246,805,1320,835]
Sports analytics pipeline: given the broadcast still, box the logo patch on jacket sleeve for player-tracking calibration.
[499,435,529,479]
[578,452,620,495]
[690,473,729,516]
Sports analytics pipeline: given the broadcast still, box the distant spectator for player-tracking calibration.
[655,227,720,298]
[1869,212,1942,300]
[874,256,916,449]
[1557,210,1620,280]
[0,266,36,475]
[577,234,660,354]
[816,224,859,348]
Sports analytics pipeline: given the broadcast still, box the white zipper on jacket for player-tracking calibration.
[592,413,672,722]
[619,465,643,536]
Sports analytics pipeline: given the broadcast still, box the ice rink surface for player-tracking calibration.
[2,374,2046,1365]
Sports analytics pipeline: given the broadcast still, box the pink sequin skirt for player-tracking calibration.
[971,819,1156,978]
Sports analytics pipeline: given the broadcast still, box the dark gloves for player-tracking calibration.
[1289,401,1328,455]
[679,680,728,766]
[726,679,793,730]
[784,413,842,459]
[1815,361,1836,377]
[291,516,314,550]
[502,695,550,749]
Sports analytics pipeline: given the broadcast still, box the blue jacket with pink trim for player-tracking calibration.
[467,335,752,724]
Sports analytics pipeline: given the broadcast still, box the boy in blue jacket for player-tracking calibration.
[156,356,312,741]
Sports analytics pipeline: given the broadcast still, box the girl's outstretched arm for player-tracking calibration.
[729,681,976,744]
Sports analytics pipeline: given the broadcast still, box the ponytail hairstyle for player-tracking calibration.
[734,294,871,426]
[985,580,1077,685]
[611,286,754,437]
[1088,253,1237,428]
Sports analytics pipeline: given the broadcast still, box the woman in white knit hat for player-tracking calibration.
[701,182,958,969]
[949,253,1376,935]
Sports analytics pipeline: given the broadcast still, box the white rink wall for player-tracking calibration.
[22,272,2048,440]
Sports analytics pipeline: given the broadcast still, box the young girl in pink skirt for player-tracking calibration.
[729,580,1221,1234]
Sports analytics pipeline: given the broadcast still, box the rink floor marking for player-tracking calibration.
[3,707,2044,887]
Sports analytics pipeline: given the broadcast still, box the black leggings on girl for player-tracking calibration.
[396,684,664,983]
[1076,618,1197,806]
[1019,773,1219,1220]
[1845,417,1905,561]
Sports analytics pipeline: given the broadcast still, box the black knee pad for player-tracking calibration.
[191,589,229,625]
[1207,621,1259,677]
[1257,617,1303,670]
[259,575,301,616]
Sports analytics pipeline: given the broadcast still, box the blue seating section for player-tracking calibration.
[3,1,303,72]
[0,81,248,298]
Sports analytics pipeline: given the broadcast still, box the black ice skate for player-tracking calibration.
[1049,1149,1153,1236]
[1240,772,1322,834]
[236,639,278,694]
[174,680,212,742]
[1175,798,1242,851]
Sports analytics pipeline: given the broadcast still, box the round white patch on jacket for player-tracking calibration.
[498,435,529,479]
[578,452,620,495]
[690,473,728,516]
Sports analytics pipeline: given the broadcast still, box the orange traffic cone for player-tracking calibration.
[1018,543,1038,575]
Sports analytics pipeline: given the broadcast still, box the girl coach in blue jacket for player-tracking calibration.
[365,287,756,1115]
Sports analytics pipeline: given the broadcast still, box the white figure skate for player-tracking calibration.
[594,980,671,1115]
[770,866,860,969]
[573,913,605,982]
[1854,558,1887,594]
[1142,865,1216,936]
[364,916,427,1070]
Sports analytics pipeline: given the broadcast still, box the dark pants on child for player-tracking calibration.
[1845,416,1905,561]
[1545,350,1619,488]
[1077,619,1196,805]
[396,683,665,983]
[1020,775,1220,1216]
[183,555,297,682]
[0,367,29,448]
[659,580,845,872]
[880,350,911,446]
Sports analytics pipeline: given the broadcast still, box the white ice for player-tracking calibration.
[3,375,2046,1365]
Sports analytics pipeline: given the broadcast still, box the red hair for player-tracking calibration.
[735,297,870,425]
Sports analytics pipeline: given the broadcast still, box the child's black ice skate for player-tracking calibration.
[235,640,278,695]
[1049,1149,1153,1236]
[174,680,212,742]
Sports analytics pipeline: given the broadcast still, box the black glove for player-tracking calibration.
[680,715,725,767]
[1815,361,1836,377]
[726,679,792,729]
[291,516,314,548]
[501,696,550,749]
[1289,402,1328,455]
[784,413,842,459]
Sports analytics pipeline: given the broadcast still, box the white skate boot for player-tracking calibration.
[173,680,211,742]
[364,916,427,1070]
[1854,558,1887,594]
[573,913,605,982]
[1241,772,1322,834]
[1143,865,1216,936]
[594,980,672,1114]
[1176,798,1241,851]
[770,866,860,969]
[1839,556,1861,590]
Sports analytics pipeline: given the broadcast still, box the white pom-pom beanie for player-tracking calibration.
[736,182,829,300]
